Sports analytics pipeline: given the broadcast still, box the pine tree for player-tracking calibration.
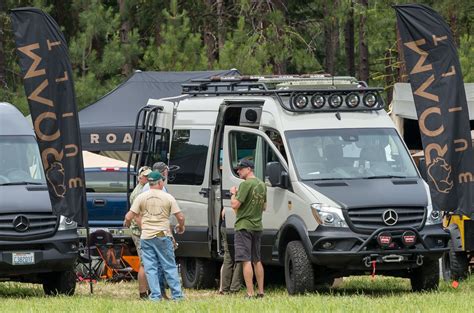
[140,0,208,71]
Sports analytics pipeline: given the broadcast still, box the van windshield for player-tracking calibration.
[286,128,418,180]
[0,136,46,185]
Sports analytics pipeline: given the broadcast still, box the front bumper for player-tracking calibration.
[77,226,132,240]
[0,229,78,277]
[309,224,449,271]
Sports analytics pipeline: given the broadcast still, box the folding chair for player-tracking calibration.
[76,230,109,281]
[94,231,135,282]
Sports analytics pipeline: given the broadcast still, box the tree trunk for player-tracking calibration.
[216,0,225,53]
[203,0,216,68]
[385,49,394,104]
[271,0,287,74]
[324,1,339,76]
[118,0,132,77]
[0,1,7,89]
[358,0,369,82]
[344,0,355,77]
[396,23,408,83]
[448,7,459,47]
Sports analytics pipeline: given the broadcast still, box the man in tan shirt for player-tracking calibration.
[124,171,185,301]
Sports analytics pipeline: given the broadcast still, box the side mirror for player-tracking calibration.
[418,157,427,181]
[266,161,288,188]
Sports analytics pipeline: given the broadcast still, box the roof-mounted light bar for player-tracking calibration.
[181,75,385,112]
[288,90,383,112]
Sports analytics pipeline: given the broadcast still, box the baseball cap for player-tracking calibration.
[138,166,152,177]
[153,161,169,173]
[147,171,164,182]
[235,159,254,170]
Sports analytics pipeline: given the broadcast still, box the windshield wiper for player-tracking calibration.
[307,177,360,181]
[365,175,407,179]
[0,181,45,186]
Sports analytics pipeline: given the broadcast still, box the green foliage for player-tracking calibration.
[140,0,208,71]
[459,34,474,82]
[1,0,473,112]
[217,17,272,74]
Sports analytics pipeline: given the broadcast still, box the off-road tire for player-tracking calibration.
[179,257,216,289]
[43,270,76,296]
[285,240,314,294]
[442,240,470,281]
[410,258,439,292]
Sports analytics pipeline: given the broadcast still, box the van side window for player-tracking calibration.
[168,129,210,185]
[265,130,287,161]
[229,131,284,181]
[146,128,170,165]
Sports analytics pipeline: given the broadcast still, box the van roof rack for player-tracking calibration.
[181,75,385,113]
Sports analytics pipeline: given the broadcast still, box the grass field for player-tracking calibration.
[0,275,472,313]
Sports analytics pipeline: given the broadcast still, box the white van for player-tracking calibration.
[0,102,78,295]
[128,76,449,293]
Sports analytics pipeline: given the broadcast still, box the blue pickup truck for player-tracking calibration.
[78,160,132,242]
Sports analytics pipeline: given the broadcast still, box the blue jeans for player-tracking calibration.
[141,237,183,301]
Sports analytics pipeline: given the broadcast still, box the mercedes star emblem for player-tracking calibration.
[382,209,398,226]
[12,215,30,232]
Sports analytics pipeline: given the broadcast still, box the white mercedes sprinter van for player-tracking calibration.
[0,102,78,295]
[128,76,449,293]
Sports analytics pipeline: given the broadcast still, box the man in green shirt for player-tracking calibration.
[230,159,266,298]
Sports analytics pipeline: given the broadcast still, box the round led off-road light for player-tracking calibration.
[345,92,360,108]
[328,94,343,108]
[363,92,378,107]
[293,95,309,109]
[311,94,325,108]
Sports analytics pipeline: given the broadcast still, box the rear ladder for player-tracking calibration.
[126,105,168,207]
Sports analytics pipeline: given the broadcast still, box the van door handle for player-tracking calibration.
[93,199,106,206]
[199,188,210,198]
[223,190,232,199]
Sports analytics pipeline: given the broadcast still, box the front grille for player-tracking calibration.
[345,207,426,234]
[0,212,58,240]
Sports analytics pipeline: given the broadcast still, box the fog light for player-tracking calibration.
[322,241,334,249]
[402,231,417,247]
[377,232,392,248]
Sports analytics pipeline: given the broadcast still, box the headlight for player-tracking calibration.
[426,205,442,225]
[58,215,77,231]
[311,204,348,227]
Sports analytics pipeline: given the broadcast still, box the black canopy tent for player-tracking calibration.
[79,69,239,151]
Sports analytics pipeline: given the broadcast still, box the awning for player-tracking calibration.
[391,82,474,120]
